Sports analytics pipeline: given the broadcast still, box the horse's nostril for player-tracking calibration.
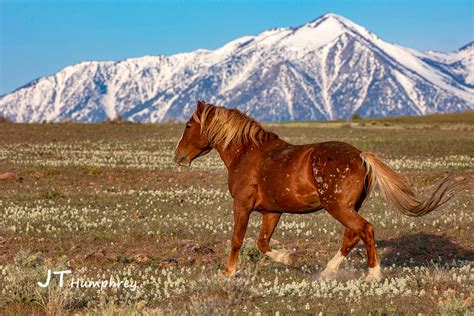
[174,152,185,164]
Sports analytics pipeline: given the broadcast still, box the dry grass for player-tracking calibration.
[0,113,473,314]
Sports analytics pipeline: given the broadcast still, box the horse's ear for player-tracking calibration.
[196,100,206,113]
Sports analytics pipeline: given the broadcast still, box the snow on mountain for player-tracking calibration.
[1,13,473,122]
[424,42,474,87]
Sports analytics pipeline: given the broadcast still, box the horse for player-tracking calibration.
[174,100,459,281]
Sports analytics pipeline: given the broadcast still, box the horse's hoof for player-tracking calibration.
[319,269,337,279]
[278,251,293,266]
[364,266,383,282]
[221,269,235,278]
[267,250,293,265]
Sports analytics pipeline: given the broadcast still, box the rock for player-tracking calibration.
[85,249,116,262]
[0,172,16,180]
[159,258,178,267]
[133,254,150,263]
[454,176,466,181]
[179,239,214,254]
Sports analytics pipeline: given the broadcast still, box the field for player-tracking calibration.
[0,113,473,315]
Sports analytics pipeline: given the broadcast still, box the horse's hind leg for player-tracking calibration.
[324,205,382,282]
[321,227,360,277]
[321,196,365,277]
[257,212,291,265]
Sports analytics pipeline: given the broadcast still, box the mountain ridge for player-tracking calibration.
[1,13,473,122]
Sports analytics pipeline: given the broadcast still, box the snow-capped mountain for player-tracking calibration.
[1,13,473,122]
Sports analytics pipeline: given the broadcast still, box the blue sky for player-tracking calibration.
[0,0,472,95]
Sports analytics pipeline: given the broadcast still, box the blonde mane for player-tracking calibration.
[192,103,271,149]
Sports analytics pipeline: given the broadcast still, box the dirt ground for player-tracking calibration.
[0,113,473,314]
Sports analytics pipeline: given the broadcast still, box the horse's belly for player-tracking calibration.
[280,193,322,213]
[257,147,322,213]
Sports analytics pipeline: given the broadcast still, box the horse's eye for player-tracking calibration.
[185,123,192,129]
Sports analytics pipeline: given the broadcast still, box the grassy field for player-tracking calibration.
[0,113,473,315]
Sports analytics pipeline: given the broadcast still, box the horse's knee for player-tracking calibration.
[231,236,244,251]
[231,242,242,252]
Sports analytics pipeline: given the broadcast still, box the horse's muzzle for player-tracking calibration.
[174,152,190,167]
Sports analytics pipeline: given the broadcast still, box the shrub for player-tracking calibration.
[0,116,11,123]
[1,250,74,314]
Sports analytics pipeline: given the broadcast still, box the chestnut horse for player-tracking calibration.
[174,100,458,281]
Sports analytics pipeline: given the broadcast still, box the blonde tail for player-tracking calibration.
[360,152,459,217]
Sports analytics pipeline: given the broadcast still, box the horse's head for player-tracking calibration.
[174,100,212,166]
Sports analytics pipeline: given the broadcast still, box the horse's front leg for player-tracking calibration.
[223,202,251,277]
[257,212,292,265]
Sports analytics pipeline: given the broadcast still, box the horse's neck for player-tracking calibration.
[214,142,248,169]
[214,133,284,169]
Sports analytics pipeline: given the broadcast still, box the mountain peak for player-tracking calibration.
[304,13,376,43]
[458,41,474,51]
[267,13,377,51]
[0,13,472,123]
[307,13,347,28]
[308,13,360,30]
[315,12,345,21]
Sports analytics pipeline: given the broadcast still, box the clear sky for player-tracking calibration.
[0,0,472,95]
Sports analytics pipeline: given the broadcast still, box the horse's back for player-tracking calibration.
[255,140,366,212]
[310,141,364,177]
[311,141,362,158]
